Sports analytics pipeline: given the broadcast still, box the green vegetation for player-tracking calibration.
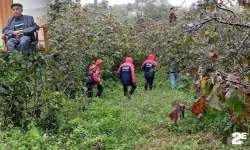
[0,56,249,149]
[0,0,250,149]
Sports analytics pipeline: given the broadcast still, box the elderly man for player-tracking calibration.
[2,3,39,51]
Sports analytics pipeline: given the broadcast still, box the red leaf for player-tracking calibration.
[210,53,218,61]
[168,102,186,123]
[191,95,208,116]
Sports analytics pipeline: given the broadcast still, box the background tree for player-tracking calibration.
[126,3,133,11]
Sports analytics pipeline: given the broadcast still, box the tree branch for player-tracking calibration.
[215,19,250,28]
[216,5,239,18]
[185,18,215,33]
[235,31,250,70]
[174,0,186,12]
[237,31,250,53]
[186,17,250,34]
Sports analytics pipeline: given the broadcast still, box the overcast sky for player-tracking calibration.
[81,0,198,7]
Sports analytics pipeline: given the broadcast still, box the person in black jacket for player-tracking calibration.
[141,54,158,90]
[117,57,137,99]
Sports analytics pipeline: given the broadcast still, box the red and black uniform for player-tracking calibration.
[118,57,137,98]
[86,59,103,97]
[141,54,158,90]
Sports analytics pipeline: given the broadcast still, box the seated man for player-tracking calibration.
[2,3,39,51]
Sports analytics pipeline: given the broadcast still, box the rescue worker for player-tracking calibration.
[141,54,158,90]
[118,57,137,99]
[86,59,103,98]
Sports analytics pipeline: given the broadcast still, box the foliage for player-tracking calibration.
[134,0,174,21]
[0,1,199,148]
[110,0,188,23]
[110,4,130,23]
[1,68,238,149]
[168,102,186,123]
[47,0,198,79]
[190,70,250,135]
[0,50,86,128]
[156,0,250,143]
[1,0,250,148]
[0,101,146,149]
[126,3,133,11]
[174,0,250,138]
[0,52,48,127]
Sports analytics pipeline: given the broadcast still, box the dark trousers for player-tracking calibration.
[145,78,154,90]
[86,82,103,98]
[6,36,31,51]
[123,84,137,96]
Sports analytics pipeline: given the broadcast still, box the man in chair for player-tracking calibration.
[2,3,39,51]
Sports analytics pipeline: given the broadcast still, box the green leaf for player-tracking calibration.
[240,124,249,132]
[208,36,214,44]
[245,70,250,81]
[246,11,250,18]
[201,78,213,96]
[28,123,42,141]
[0,58,5,63]
[207,35,218,44]
[125,25,133,30]
[208,3,216,11]
[0,87,8,94]
[204,31,210,37]
[225,88,248,119]
[223,124,232,137]
[184,35,193,43]
[213,34,218,42]
[206,83,223,111]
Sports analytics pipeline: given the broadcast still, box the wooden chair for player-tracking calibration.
[39,24,48,53]
[2,31,39,52]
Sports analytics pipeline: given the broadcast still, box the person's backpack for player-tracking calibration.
[86,67,96,83]
[88,69,94,81]
[144,63,155,79]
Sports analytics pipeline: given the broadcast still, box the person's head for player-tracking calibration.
[125,57,133,64]
[11,3,23,17]
[95,59,103,67]
[148,54,155,61]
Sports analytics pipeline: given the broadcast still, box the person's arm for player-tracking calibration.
[117,65,122,79]
[93,73,101,83]
[2,18,14,38]
[141,61,146,71]
[23,17,39,35]
[95,67,100,75]
[131,64,136,84]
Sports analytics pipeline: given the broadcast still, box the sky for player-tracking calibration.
[169,0,198,7]
[81,0,198,7]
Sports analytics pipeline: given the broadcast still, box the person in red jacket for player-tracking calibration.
[86,59,103,98]
[118,57,137,99]
[141,54,158,90]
